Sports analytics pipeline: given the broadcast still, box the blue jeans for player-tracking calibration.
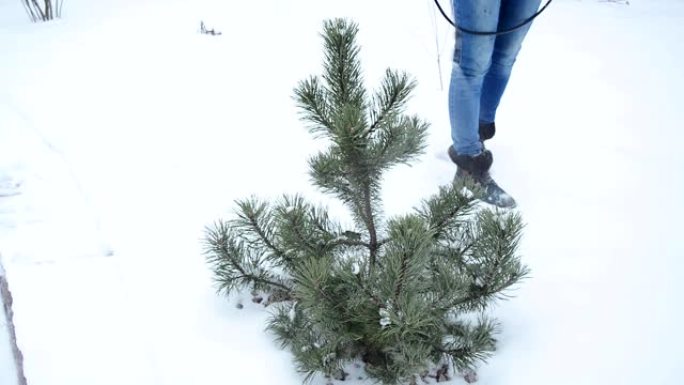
[449,0,541,156]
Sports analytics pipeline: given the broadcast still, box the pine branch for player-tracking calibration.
[322,19,366,112]
[309,151,357,202]
[330,237,371,249]
[452,211,528,311]
[354,273,384,308]
[393,249,409,304]
[295,77,334,136]
[293,258,348,315]
[267,309,344,382]
[367,69,415,134]
[369,115,429,173]
[439,318,498,371]
[284,211,321,255]
[232,274,291,292]
[309,205,336,237]
[309,151,380,239]
[305,206,372,254]
[274,195,351,260]
[418,182,479,242]
[426,258,470,312]
[382,216,433,306]
[204,220,292,294]
[234,198,292,266]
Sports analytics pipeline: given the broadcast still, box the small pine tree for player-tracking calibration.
[21,0,63,22]
[204,18,528,384]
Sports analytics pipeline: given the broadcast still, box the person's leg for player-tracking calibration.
[449,0,501,156]
[479,0,542,125]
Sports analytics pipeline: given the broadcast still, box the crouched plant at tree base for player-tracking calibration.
[204,18,528,385]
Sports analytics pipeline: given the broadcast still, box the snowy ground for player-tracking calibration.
[1,0,683,384]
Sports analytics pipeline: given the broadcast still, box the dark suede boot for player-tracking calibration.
[479,121,496,142]
[447,146,516,208]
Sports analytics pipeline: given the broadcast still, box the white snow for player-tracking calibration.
[379,308,392,328]
[1,0,683,384]
[351,261,361,275]
[289,302,297,322]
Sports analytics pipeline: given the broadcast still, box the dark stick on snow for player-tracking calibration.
[200,21,222,36]
[1,261,28,385]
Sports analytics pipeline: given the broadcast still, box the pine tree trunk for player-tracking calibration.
[362,183,379,273]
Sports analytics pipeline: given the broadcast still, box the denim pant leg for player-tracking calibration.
[449,0,501,156]
[479,0,542,124]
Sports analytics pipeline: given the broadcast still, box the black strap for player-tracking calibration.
[433,0,553,36]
